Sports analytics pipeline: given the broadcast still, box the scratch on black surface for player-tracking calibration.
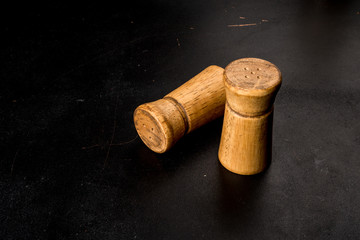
[103,95,119,169]
[81,136,138,150]
[81,144,101,150]
[111,135,138,146]
[227,23,257,27]
[10,148,20,176]
[10,131,30,175]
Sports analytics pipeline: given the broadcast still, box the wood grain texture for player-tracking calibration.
[134,65,225,153]
[218,58,282,175]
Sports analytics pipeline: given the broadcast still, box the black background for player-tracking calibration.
[1,1,360,239]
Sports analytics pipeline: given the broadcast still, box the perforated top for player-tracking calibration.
[224,58,281,96]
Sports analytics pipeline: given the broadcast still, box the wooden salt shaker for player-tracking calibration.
[218,58,282,175]
[134,65,225,153]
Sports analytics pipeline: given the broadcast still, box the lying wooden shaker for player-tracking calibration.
[134,65,225,153]
[218,58,282,175]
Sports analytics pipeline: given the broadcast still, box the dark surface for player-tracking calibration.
[1,1,360,239]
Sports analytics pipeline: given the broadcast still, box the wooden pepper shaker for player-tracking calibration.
[218,58,282,175]
[134,65,225,153]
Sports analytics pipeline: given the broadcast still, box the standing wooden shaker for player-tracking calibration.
[218,58,282,175]
[134,65,225,153]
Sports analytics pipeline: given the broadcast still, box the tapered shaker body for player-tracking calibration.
[218,58,282,175]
